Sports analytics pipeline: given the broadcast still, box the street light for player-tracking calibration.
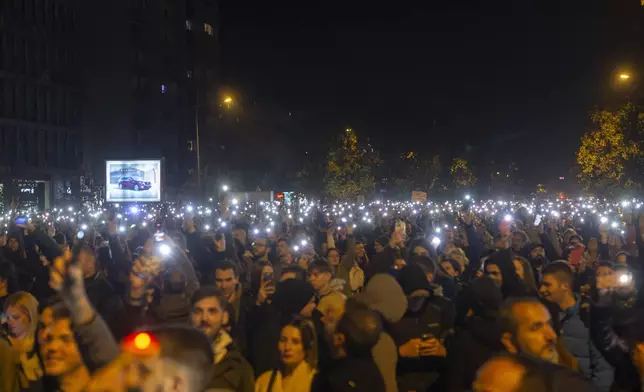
[223,96,233,105]
[619,73,632,81]
[222,184,229,192]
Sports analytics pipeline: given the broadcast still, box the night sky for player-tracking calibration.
[219,0,642,184]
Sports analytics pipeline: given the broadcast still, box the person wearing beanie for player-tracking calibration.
[356,273,407,392]
[444,276,504,392]
[245,279,317,377]
[390,264,455,392]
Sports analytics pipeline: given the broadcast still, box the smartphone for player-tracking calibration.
[263,271,274,283]
[395,220,405,233]
[14,216,28,225]
[534,215,542,227]
[568,244,585,266]
[618,272,633,286]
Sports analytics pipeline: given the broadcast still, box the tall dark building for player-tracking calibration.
[79,0,220,197]
[0,0,220,209]
[0,0,83,210]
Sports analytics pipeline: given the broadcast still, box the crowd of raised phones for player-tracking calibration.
[1,200,644,392]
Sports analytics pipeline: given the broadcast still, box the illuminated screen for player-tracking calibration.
[105,160,162,202]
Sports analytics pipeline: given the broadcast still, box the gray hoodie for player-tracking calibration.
[357,274,408,392]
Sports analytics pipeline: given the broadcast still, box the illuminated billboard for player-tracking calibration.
[105,160,162,202]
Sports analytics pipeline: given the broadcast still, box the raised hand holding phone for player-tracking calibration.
[49,249,95,325]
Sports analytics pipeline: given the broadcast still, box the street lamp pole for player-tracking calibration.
[195,92,201,193]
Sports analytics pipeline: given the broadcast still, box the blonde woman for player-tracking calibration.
[256,318,318,392]
[0,292,43,392]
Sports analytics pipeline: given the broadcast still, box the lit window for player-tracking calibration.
[204,23,214,36]
[185,20,192,31]
[161,84,166,94]
[186,70,193,79]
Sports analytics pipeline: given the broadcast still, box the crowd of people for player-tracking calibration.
[1,196,644,392]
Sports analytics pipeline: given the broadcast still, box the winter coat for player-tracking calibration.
[208,338,254,392]
[311,357,386,392]
[357,274,407,392]
[590,302,641,392]
[388,292,455,392]
[255,362,316,392]
[559,296,613,392]
[84,273,123,331]
[443,317,504,392]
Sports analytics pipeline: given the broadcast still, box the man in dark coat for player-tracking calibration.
[444,276,505,392]
[191,286,254,392]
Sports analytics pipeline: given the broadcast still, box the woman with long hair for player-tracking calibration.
[255,317,318,392]
[0,291,43,392]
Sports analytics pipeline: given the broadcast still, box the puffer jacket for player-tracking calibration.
[560,296,613,392]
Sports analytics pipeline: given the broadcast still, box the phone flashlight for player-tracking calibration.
[154,232,164,242]
[618,272,632,286]
[158,243,171,257]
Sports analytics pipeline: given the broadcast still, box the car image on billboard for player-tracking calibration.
[106,160,161,202]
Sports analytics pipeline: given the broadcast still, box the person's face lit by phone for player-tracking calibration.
[277,240,290,257]
[215,268,238,299]
[529,246,545,260]
[6,305,30,338]
[279,326,306,369]
[412,246,429,257]
[40,318,84,377]
[356,243,366,258]
[309,269,331,293]
[191,296,227,341]
[485,264,503,287]
[8,238,19,252]
[327,249,340,266]
[596,266,614,282]
[616,254,628,265]
[440,261,459,278]
[252,239,268,258]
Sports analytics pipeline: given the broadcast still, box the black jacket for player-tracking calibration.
[388,293,455,392]
[208,343,254,392]
[312,356,386,392]
[443,317,504,392]
[84,273,123,332]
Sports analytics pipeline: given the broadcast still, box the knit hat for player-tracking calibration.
[271,279,315,320]
[397,264,431,295]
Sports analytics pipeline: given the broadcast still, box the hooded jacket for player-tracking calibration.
[445,277,504,392]
[357,274,407,392]
[391,265,456,392]
[484,249,528,299]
